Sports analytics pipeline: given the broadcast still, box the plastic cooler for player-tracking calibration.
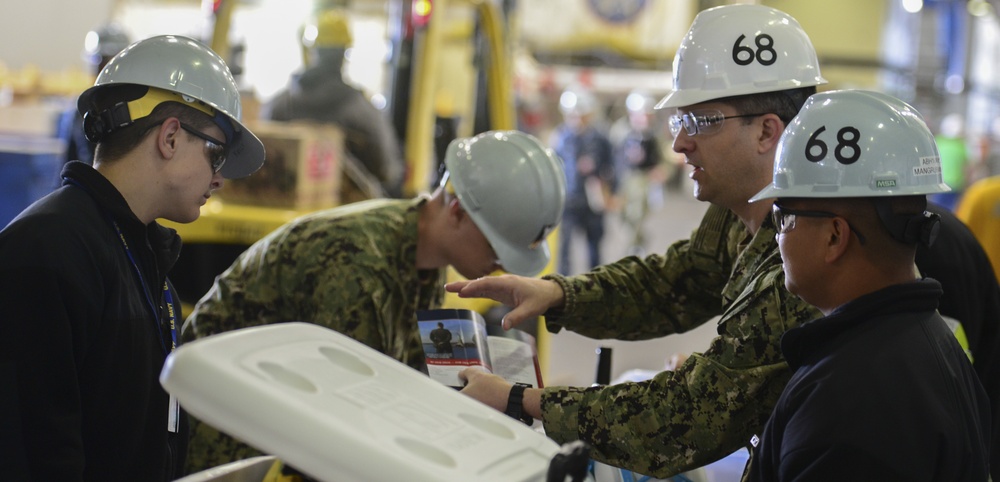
[160,322,563,482]
[0,135,64,228]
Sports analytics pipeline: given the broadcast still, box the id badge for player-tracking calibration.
[168,394,180,432]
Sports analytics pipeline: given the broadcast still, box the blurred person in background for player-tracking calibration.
[931,113,968,212]
[551,84,616,274]
[54,23,131,167]
[262,9,405,198]
[612,89,667,255]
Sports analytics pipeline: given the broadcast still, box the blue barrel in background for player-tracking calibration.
[0,135,64,228]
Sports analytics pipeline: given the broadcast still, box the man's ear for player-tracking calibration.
[156,117,182,160]
[447,197,468,226]
[825,217,852,263]
[757,114,785,154]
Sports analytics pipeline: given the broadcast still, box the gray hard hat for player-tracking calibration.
[78,35,265,179]
[444,130,566,276]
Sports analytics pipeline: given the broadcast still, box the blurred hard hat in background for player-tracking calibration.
[626,89,656,115]
[83,23,132,68]
[559,85,598,117]
[302,10,353,49]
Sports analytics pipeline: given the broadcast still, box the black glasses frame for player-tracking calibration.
[179,123,227,173]
[772,204,867,245]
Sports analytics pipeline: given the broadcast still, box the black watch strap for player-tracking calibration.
[505,382,534,425]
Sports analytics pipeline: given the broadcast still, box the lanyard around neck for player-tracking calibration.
[111,220,178,355]
[63,176,178,354]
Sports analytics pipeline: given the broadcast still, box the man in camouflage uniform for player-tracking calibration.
[181,130,565,473]
[450,5,827,478]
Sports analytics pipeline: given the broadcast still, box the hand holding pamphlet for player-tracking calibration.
[417,309,543,389]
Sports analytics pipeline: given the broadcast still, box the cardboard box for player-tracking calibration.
[218,121,343,210]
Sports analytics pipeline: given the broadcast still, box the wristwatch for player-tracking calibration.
[505,382,534,425]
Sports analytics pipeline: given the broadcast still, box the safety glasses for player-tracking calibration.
[179,123,227,173]
[668,110,767,137]
[772,203,867,245]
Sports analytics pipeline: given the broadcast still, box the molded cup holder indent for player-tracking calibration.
[458,413,516,439]
[319,346,376,376]
[258,361,317,393]
[396,437,457,468]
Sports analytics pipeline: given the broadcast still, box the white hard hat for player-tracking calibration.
[444,130,566,277]
[78,35,265,179]
[656,4,827,110]
[750,90,951,202]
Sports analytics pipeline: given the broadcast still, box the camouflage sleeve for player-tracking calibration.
[539,261,819,477]
[183,220,420,362]
[181,228,290,343]
[544,204,738,340]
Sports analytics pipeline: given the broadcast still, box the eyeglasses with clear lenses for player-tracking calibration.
[668,110,767,137]
[772,203,867,245]
[179,123,227,173]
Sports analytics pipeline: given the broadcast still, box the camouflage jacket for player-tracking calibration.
[181,197,445,473]
[539,203,821,478]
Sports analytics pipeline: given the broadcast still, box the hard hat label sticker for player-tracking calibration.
[913,156,942,176]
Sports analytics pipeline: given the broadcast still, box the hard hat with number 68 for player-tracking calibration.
[443,130,566,277]
[749,90,951,202]
[656,4,827,110]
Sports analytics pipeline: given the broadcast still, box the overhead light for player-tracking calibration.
[902,0,923,14]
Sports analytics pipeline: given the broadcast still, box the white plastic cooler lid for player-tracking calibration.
[160,322,560,482]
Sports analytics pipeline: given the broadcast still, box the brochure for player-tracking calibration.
[417,308,543,389]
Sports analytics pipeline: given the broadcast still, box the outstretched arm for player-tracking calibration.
[445,274,565,329]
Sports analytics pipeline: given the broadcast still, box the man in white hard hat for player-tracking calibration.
[454,4,1000,479]
[745,89,989,480]
[452,5,826,477]
[181,130,565,472]
[0,35,264,481]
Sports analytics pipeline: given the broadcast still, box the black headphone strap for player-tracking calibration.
[82,100,134,143]
[872,198,939,247]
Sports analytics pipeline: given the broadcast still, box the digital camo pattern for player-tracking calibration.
[540,203,821,478]
[181,197,445,474]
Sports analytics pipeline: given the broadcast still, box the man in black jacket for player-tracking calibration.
[0,35,264,481]
[745,89,989,481]
[917,202,1000,478]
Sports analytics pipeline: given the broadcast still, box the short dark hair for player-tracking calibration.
[91,85,217,162]
[717,86,817,125]
[96,103,216,162]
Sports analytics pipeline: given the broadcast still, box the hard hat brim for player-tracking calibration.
[495,238,551,277]
[220,119,266,180]
[749,183,953,203]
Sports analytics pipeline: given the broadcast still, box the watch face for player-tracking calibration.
[586,0,648,24]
